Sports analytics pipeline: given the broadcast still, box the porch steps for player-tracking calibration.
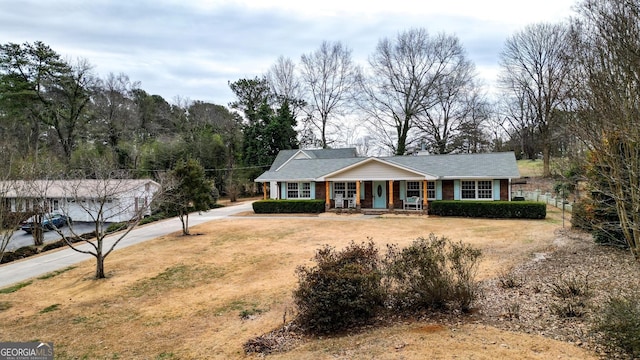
[361,209,390,216]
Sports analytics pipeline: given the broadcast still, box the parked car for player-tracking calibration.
[20,213,72,234]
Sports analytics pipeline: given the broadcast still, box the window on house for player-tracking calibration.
[334,182,357,198]
[478,181,493,199]
[301,183,311,198]
[287,182,311,199]
[407,181,421,198]
[461,180,493,200]
[427,181,436,199]
[406,181,436,199]
[334,182,345,198]
[287,183,299,198]
[347,182,356,198]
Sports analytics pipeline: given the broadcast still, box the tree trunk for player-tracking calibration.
[542,144,551,177]
[32,225,44,246]
[95,253,105,279]
[179,213,190,235]
[95,257,105,279]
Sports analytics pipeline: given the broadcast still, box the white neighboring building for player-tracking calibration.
[1,179,161,222]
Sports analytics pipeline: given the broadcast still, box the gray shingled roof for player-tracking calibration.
[385,152,520,179]
[268,148,357,171]
[257,157,365,181]
[255,150,520,182]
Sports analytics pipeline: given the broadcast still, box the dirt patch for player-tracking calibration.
[476,229,640,359]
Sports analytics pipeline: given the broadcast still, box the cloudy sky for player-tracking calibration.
[2,0,577,106]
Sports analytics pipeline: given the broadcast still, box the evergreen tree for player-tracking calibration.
[163,159,213,235]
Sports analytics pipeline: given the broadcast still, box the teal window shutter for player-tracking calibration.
[454,180,461,200]
[310,182,316,199]
[281,182,287,199]
[360,181,365,200]
[493,180,501,200]
[329,182,334,199]
[399,181,406,201]
[436,181,443,200]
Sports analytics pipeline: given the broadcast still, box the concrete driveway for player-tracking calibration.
[0,201,254,289]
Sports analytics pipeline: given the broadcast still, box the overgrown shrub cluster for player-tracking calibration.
[293,234,482,334]
[383,236,482,312]
[253,200,325,214]
[294,241,385,334]
[596,293,640,357]
[571,199,627,247]
[547,273,591,318]
[429,201,546,219]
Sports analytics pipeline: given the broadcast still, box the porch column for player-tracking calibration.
[263,183,267,200]
[356,180,361,208]
[423,180,428,213]
[388,180,394,209]
[325,181,330,209]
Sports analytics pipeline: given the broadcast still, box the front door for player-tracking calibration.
[373,181,387,209]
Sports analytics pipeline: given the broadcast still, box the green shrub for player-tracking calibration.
[1,246,39,264]
[383,234,481,312]
[429,201,546,219]
[107,222,128,233]
[253,200,325,214]
[139,213,168,225]
[293,241,384,334]
[595,293,640,357]
[570,200,593,231]
[41,240,66,252]
[572,198,627,247]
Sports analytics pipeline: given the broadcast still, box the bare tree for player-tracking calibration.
[454,88,493,153]
[22,179,56,246]
[0,180,24,263]
[414,50,482,154]
[299,41,358,148]
[42,57,98,161]
[267,56,303,104]
[568,0,640,260]
[92,72,140,149]
[50,172,162,279]
[497,87,539,159]
[498,22,572,176]
[358,29,469,155]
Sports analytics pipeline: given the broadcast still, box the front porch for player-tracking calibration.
[328,207,428,216]
[320,179,432,213]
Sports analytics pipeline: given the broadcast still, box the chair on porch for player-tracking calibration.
[403,196,422,211]
[335,193,344,208]
[347,198,356,208]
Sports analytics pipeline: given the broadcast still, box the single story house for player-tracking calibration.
[0,179,160,222]
[254,148,520,211]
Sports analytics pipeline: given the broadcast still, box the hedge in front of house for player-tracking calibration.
[429,201,546,219]
[252,200,326,214]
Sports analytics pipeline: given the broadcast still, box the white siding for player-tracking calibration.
[327,161,425,181]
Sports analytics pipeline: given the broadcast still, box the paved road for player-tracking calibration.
[6,222,97,252]
[0,201,254,289]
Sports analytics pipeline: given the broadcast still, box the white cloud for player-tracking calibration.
[0,0,578,105]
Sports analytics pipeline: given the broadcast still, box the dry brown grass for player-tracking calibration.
[0,206,595,359]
